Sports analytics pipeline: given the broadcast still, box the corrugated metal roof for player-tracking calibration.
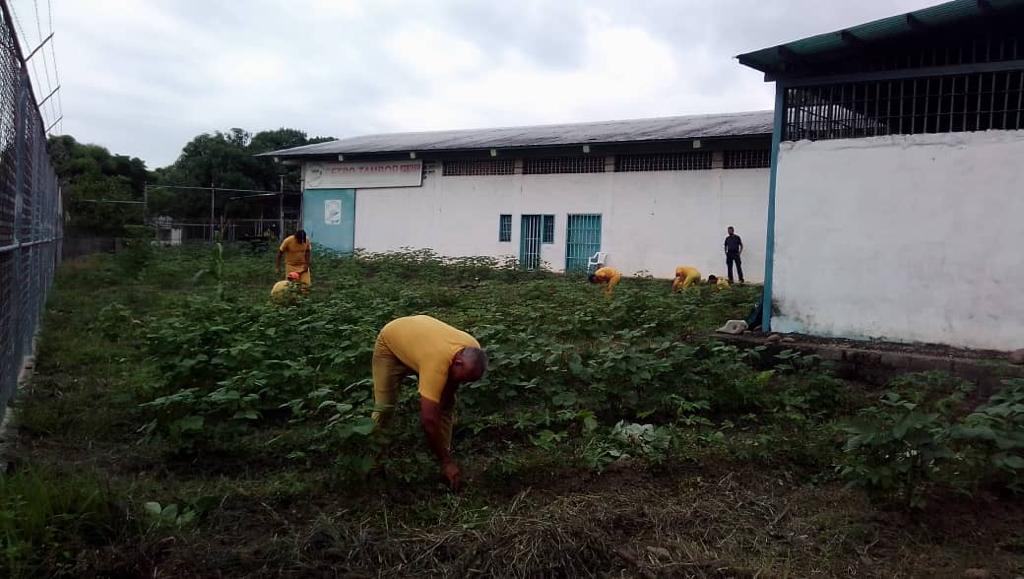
[737,0,1024,76]
[263,111,773,158]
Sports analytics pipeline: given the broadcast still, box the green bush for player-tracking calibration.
[838,390,961,508]
[839,375,1024,506]
[954,379,1024,492]
[0,469,128,578]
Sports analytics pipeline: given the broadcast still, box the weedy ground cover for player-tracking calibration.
[5,245,1024,577]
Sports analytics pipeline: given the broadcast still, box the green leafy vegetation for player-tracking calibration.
[7,246,1024,577]
[0,469,131,578]
[838,374,1024,507]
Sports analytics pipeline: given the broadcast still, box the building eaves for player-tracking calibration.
[260,110,773,159]
[736,0,1024,78]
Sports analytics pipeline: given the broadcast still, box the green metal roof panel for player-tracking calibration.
[737,0,1024,75]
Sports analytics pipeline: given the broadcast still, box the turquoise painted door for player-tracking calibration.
[302,189,356,254]
[565,214,602,273]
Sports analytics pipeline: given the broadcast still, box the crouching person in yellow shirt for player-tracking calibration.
[371,315,488,491]
[588,266,621,296]
[707,274,730,289]
[271,272,303,304]
[672,266,701,292]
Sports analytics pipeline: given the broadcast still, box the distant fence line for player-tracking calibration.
[61,219,303,260]
[0,2,63,415]
[154,218,301,245]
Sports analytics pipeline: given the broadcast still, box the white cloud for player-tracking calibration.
[7,0,941,167]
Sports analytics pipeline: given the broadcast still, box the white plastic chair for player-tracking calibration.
[587,251,608,271]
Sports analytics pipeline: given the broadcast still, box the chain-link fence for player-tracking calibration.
[0,1,63,416]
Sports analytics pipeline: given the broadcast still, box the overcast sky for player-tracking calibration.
[13,0,939,168]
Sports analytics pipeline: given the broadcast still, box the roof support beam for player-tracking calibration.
[775,45,812,73]
[840,30,865,48]
[778,58,1024,87]
[905,13,926,31]
[776,45,805,64]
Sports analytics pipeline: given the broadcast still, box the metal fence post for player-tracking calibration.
[12,67,27,369]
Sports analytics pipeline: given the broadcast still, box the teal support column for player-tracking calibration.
[761,82,785,331]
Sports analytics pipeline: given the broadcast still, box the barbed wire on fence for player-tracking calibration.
[8,0,61,135]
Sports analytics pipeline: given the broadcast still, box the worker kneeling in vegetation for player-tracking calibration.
[276,229,311,286]
[270,271,303,303]
[588,266,621,296]
[672,266,702,292]
[706,274,730,289]
[371,315,488,491]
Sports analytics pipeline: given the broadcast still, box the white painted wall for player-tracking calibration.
[351,165,768,280]
[772,130,1024,351]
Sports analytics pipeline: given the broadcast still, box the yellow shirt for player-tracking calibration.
[593,267,621,283]
[672,266,702,292]
[279,235,310,269]
[377,315,481,403]
[593,266,622,295]
[675,266,701,281]
[270,280,296,300]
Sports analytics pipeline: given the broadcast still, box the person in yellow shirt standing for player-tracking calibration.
[371,315,488,491]
[588,266,622,296]
[276,229,311,286]
[672,266,702,292]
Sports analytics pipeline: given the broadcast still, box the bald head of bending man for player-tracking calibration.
[451,346,488,383]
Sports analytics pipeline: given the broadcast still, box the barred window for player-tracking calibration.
[541,215,555,244]
[723,149,771,169]
[498,214,512,242]
[443,159,515,176]
[522,156,604,175]
[784,70,1024,141]
[614,152,712,172]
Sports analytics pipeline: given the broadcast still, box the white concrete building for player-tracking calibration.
[266,112,772,281]
[739,0,1024,351]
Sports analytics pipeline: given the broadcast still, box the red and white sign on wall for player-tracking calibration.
[304,160,423,189]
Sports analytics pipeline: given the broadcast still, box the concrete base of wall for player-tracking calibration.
[718,333,1024,402]
[0,349,35,473]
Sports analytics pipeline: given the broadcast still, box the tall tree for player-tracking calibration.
[151,128,334,220]
[48,135,149,235]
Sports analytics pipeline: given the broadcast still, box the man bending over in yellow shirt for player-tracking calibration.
[589,266,622,296]
[371,315,488,490]
[276,229,311,285]
[672,266,701,292]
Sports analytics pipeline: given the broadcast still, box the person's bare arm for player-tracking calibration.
[420,397,459,489]
[303,247,311,273]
